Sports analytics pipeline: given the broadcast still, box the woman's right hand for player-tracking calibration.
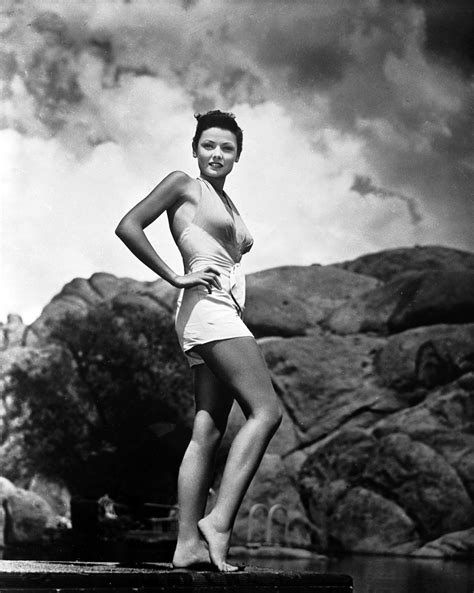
[174,266,222,293]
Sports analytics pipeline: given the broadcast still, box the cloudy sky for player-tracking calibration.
[1,0,473,323]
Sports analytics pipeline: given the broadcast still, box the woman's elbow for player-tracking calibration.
[115,216,137,238]
[115,222,126,239]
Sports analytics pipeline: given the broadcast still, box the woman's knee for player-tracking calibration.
[269,403,283,431]
[191,412,226,448]
[254,401,283,433]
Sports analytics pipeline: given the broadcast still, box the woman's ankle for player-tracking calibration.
[200,512,231,534]
[176,531,203,549]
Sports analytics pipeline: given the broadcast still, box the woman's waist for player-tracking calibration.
[185,256,243,280]
[178,261,246,304]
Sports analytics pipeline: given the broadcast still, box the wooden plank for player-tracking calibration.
[0,560,353,592]
[0,589,352,593]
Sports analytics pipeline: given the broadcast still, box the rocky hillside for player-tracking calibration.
[334,245,474,282]
[233,246,474,558]
[1,245,473,558]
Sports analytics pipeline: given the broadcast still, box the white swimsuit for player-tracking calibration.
[174,177,254,366]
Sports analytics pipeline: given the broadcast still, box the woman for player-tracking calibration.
[115,110,282,572]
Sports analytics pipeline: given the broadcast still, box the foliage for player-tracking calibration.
[1,344,88,486]
[3,300,194,498]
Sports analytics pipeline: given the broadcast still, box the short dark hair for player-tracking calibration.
[192,110,243,157]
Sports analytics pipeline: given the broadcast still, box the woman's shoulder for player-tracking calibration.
[163,170,200,195]
[166,170,192,182]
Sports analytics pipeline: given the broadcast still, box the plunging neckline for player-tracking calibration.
[199,177,236,221]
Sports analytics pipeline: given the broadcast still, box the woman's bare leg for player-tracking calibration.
[172,364,233,568]
[194,337,282,571]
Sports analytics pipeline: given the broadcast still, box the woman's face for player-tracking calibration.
[194,127,239,180]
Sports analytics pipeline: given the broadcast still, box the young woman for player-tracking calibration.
[115,110,282,572]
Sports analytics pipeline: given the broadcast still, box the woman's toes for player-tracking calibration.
[222,561,240,572]
[197,517,233,572]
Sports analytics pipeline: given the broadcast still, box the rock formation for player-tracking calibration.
[1,246,473,557]
[0,314,29,350]
[0,476,68,546]
[235,246,474,558]
[334,245,474,282]
[28,272,177,344]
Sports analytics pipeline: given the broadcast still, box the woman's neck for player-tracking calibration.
[200,174,226,196]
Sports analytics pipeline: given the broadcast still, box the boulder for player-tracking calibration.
[329,487,420,554]
[0,476,16,499]
[30,272,178,341]
[362,433,472,539]
[260,331,389,446]
[326,271,474,335]
[244,283,309,337]
[298,430,421,553]
[299,423,473,553]
[244,265,379,337]
[413,528,474,558]
[4,487,57,544]
[334,245,474,282]
[28,474,71,518]
[375,323,474,390]
[373,382,474,500]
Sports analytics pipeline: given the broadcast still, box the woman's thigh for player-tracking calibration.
[193,364,234,436]
[192,337,278,419]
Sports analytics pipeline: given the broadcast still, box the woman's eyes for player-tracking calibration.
[202,143,235,152]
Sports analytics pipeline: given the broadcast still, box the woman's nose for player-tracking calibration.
[211,148,223,160]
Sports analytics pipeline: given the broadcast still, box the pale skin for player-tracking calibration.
[115,126,282,571]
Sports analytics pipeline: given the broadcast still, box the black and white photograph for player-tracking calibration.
[1,1,473,591]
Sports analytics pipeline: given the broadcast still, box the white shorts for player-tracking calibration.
[174,263,253,367]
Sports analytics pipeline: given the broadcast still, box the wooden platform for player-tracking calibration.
[0,560,353,592]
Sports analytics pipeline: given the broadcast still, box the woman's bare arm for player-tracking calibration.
[115,170,192,286]
[115,171,221,291]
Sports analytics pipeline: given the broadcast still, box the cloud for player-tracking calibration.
[351,175,423,225]
[0,0,473,322]
[411,0,474,74]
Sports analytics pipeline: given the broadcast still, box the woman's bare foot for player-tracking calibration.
[172,539,211,569]
[197,516,239,572]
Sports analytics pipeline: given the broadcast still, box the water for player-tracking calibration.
[232,554,474,593]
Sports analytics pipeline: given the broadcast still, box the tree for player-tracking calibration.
[3,300,194,502]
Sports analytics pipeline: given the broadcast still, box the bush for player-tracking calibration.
[3,300,194,501]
